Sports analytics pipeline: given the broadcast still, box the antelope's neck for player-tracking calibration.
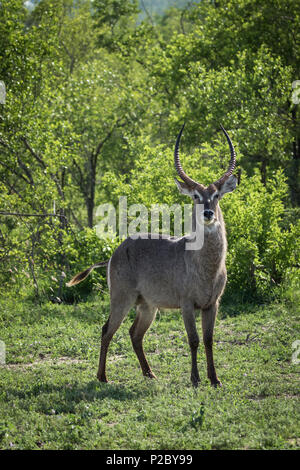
[190,206,227,270]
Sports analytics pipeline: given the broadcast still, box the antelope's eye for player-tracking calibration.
[214,193,219,199]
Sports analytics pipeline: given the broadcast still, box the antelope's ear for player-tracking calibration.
[218,174,237,197]
[174,178,194,196]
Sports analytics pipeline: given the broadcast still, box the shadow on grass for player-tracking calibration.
[5,379,152,415]
[219,299,262,318]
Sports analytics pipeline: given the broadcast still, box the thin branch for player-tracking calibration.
[0,159,31,185]
[0,137,35,184]
[68,207,84,231]
[17,156,34,185]
[1,181,25,201]
[21,137,65,199]
[28,242,39,299]
[140,0,154,26]
[93,118,125,161]
[61,40,76,75]
[71,157,87,195]
[0,211,67,219]
[180,9,186,35]
[21,137,46,169]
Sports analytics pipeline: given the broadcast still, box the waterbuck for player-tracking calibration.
[67,125,237,387]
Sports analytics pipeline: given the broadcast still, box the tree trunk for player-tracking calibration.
[87,157,96,228]
[87,197,94,228]
[290,108,300,206]
[260,159,267,186]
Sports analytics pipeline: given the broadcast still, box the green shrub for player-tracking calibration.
[1,223,118,303]
[58,228,119,303]
[278,267,300,309]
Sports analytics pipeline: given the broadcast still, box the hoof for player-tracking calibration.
[144,371,157,379]
[97,374,108,383]
[191,376,200,388]
[211,379,222,388]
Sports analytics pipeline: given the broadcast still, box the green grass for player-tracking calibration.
[0,295,299,450]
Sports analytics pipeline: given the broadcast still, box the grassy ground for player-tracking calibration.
[0,294,299,450]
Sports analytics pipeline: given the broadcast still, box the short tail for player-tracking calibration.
[66,261,108,287]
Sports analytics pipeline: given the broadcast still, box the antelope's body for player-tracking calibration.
[67,125,238,387]
[110,214,227,311]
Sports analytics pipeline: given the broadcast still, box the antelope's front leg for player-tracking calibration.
[182,304,200,387]
[202,303,222,387]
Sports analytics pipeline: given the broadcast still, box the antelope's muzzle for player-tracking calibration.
[203,210,214,222]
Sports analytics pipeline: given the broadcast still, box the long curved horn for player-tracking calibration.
[174,124,198,188]
[214,125,236,186]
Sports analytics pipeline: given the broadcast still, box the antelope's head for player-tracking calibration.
[174,124,237,225]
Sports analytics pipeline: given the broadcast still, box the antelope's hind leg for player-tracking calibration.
[129,301,157,379]
[97,292,136,383]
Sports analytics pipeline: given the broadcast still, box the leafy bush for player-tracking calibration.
[278,267,300,310]
[223,170,299,298]
[0,222,118,303]
[55,228,119,303]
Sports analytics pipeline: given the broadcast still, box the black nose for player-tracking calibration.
[203,210,214,220]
